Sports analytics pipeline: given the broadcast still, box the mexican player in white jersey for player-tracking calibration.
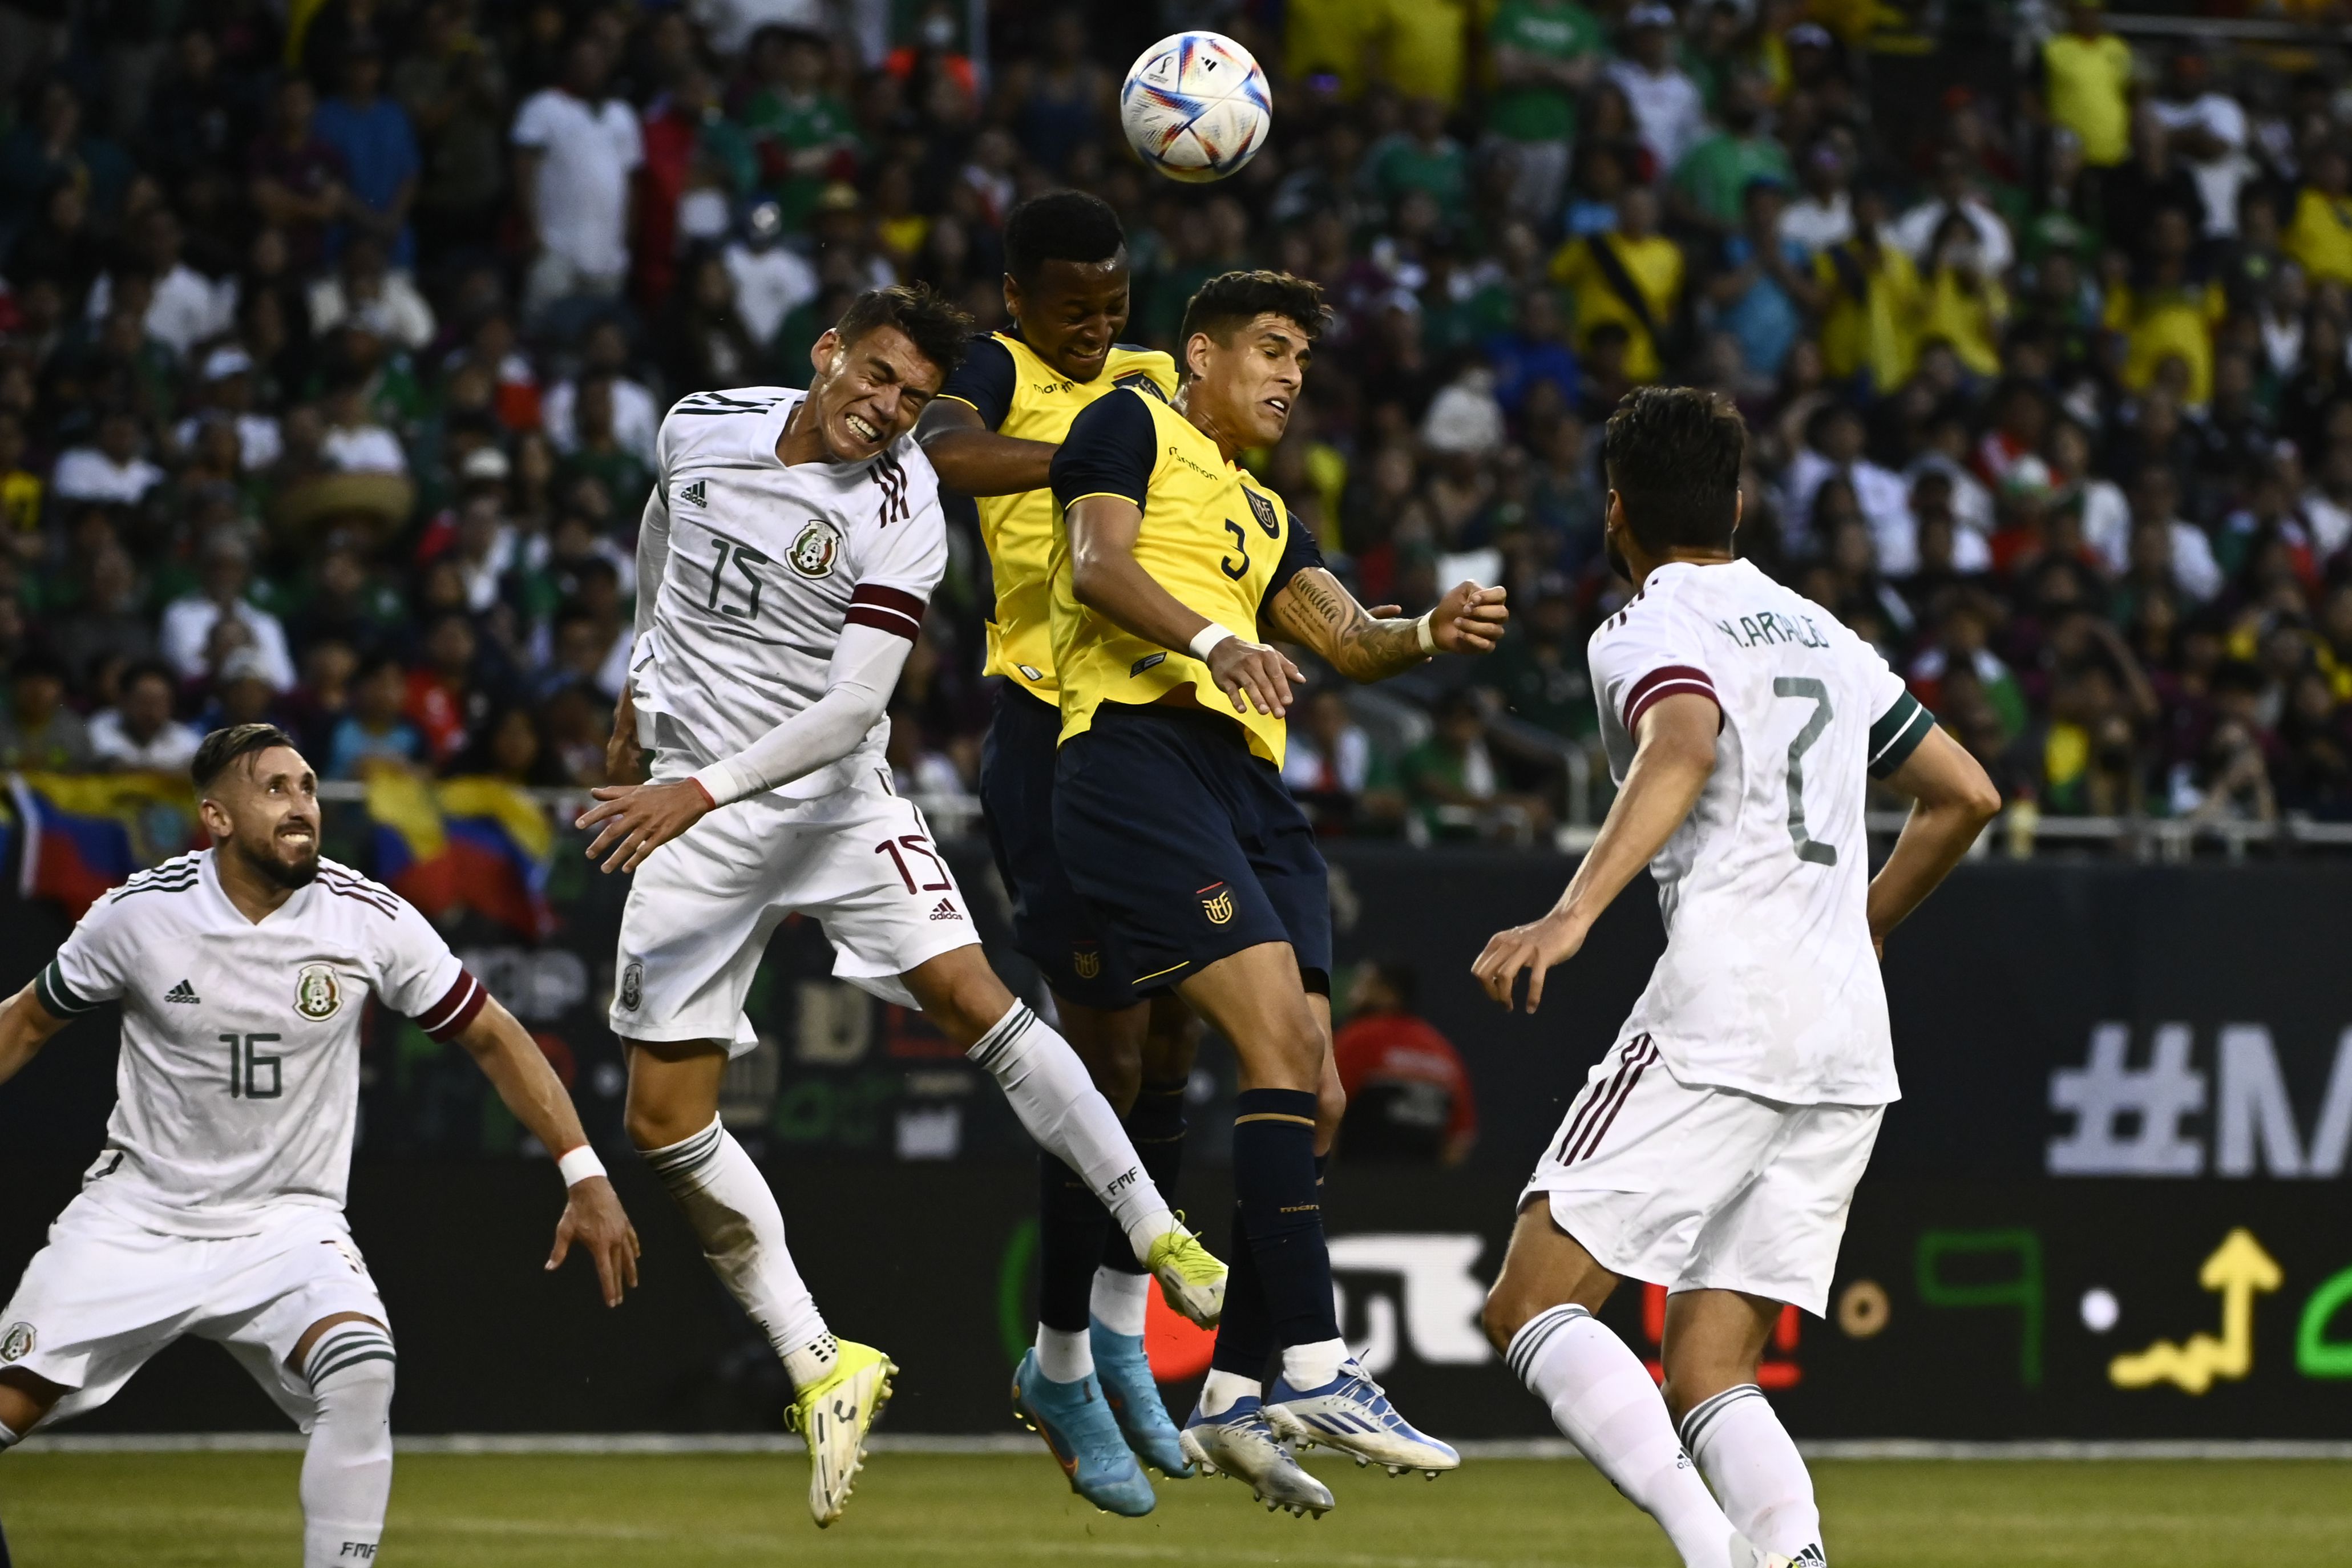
[0,725,638,1568]
[1470,390,2001,1568]
[571,285,1226,1527]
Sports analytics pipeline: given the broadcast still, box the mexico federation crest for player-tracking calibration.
[1201,886,1236,926]
[1,1322,34,1362]
[1246,487,1280,538]
[788,519,843,579]
[1072,947,1102,980]
[620,960,644,1012]
[295,964,342,1021]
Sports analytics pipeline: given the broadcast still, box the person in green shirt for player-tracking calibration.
[1367,95,1472,225]
[1489,0,1603,224]
[1477,584,1597,740]
[1667,73,1792,237]
[740,28,862,230]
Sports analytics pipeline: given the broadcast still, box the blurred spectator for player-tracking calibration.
[89,658,201,770]
[1550,185,1682,382]
[52,409,165,505]
[512,38,642,318]
[1400,689,1552,843]
[1,653,95,770]
[1488,0,1602,224]
[1608,6,1704,177]
[159,534,297,690]
[1332,961,1477,1165]
[327,651,425,777]
[312,43,421,269]
[2042,0,2133,169]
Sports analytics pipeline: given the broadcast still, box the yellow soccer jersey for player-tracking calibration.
[1046,387,1324,767]
[936,330,1177,700]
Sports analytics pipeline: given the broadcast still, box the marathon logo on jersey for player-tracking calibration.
[0,1322,34,1362]
[1200,884,1236,925]
[1114,370,1167,402]
[619,960,644,1012]
[929,899,963,922]
[296,964,342,1021]
[676,479,707,508]
[788,519,843,579]
[1246,488,1280,538]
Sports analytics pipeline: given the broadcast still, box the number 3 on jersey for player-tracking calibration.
[1773,677,1837,866]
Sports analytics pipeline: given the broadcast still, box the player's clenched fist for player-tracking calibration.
[1430,581,1509,655]
[576,779,715,872]
[1207,635,1304,717]
[1472,909,1590,1014]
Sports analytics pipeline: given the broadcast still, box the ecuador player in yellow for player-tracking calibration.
[1050,270,1508,1515]
[914,193,1199,1514]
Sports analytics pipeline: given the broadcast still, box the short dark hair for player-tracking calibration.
[193,723,297,790]
[1004,192,1126,284]
[834,283,974,376]
[1602,387,1747,556]
[119,657,177,696]
[1178,270,1328,349]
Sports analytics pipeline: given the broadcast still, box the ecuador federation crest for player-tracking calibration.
[788,519,843,579]
[1245,487,1280,538]
[295,964,342,1021]
[1201,886,1236,925]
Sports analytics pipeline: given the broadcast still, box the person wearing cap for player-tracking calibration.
[1607,5,1706,176]
[724,199,820,348]
[2042,0,2134,168]
[173,349,286,472]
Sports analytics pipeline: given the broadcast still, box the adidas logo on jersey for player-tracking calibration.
[165,980,200,1004]
[928,899,961,922]
[676,479,706,508]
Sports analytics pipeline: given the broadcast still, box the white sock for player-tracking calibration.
[1091,1267,1151,1336]
[1507,1306,1740,1568]
[968,1003,1175,1258]
[1279,1335,1349,1391]
[1034,1325,1093,1383]
[299,1322,395,1568]
[1198,1369,1260,1416]
[1683,1384,1825,1565]
[641,1117,829,1379]
[781,1332,839,1389]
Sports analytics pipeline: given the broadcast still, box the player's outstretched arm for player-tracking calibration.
[1864,722,2002,955]
[1066,492,1305,717]
[452,995,641,1306]
[0,984,71,1090]
[1472,692,1719,1013]
[914,398,1060,497]
[1264,567,1508,683]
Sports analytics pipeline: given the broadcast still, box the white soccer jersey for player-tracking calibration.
[34,851,488,1239]
[1587,559,1934,1106]
[631,386,945,800]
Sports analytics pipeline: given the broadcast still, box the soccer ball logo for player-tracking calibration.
[1,1322,34,1362]
[789,520,843,579]
[296,964,342,1021]
[1120,31,1272,185]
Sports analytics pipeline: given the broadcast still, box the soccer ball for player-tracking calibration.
[1119,32,1272,185]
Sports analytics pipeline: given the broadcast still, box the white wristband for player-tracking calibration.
[1188,624,1236,661]
[556,1145,607,1187]
[1415,613,1437,654]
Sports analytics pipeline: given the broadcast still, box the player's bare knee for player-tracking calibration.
[1481,1273,1542,1353]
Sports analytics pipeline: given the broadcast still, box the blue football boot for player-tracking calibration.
[1264,1357,1461,1477]
[1089,1317,1195,1477]
[1012,1349,1158,1516]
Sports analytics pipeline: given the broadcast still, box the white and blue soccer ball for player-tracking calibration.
[1119,31,1272,185]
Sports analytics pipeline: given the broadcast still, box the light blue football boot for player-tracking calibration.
[1012,1349,1158,1516]
[1089,1318,1195,1477]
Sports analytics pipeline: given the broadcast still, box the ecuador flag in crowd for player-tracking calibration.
[6,772,200,918]
[365,771,556,938]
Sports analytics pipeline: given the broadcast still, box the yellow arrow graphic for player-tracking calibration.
[2109,1228,2284,1394]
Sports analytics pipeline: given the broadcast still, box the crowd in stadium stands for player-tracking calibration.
[3,0,2352,849]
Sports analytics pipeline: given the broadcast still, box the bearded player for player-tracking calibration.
[1050,269,1509,1516]
[1473,389,2001,1568]
[0,725,638,1568]
[575,284,1225,1527]
[915,192,1210,1514]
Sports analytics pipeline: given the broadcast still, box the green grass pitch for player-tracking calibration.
[5,1452,2348,1566]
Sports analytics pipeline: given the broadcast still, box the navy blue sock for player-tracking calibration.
[1209,1193,1271,1380]
[1101,1077,1188,1276]
[1036,1152,1104,1334]
[1230,1087,1339,1351]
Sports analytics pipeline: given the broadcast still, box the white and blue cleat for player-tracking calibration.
[1090,1319,1195,1477]
[1178,1395,1336,1517]
[1012,1349,1158,1517]
[1264,1359,1461,1477]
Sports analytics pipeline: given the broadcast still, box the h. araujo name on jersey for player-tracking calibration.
[632,387,945,800]
[1588,558,1934,1107]
[34,851,488,1239]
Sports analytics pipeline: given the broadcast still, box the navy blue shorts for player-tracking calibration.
[979,684,1137,1010]
[1053,701,1332,991]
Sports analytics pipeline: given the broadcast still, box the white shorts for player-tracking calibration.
[1519,1033,1885,1317]
[610,777,979,1052]
[0,1193,389,1433]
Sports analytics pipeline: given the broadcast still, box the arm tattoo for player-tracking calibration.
[1266,567,1430,683]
